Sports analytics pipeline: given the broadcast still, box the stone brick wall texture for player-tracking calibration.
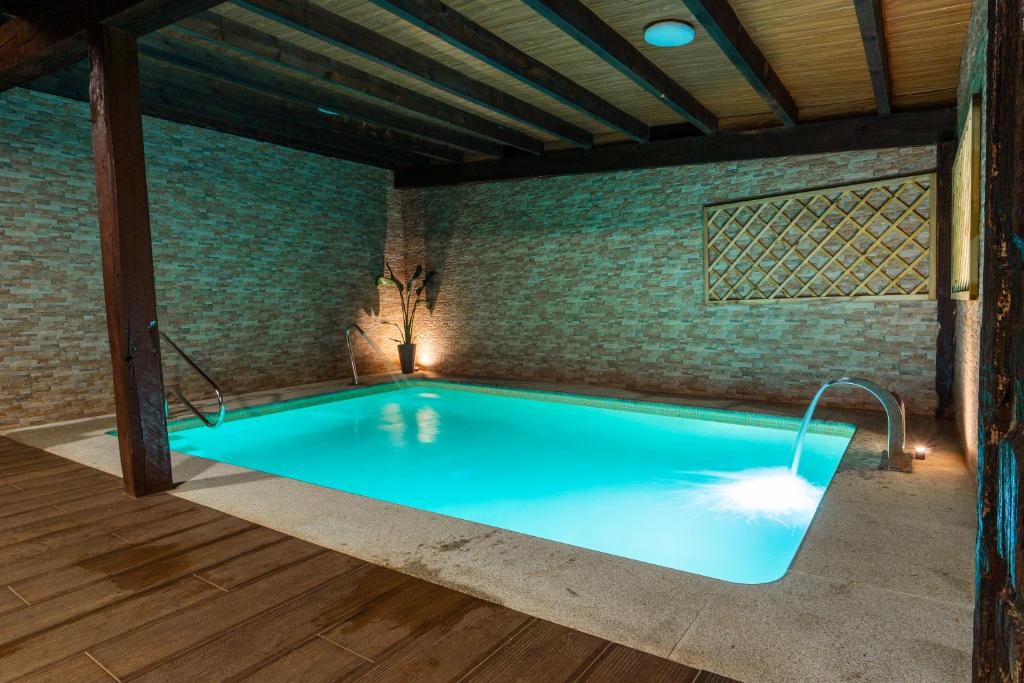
[392,146,942,415]
[1,89,391,429]
[953,0,987,475]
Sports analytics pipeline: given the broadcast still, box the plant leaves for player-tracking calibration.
[385,263,404,292]
[406,264,422,290]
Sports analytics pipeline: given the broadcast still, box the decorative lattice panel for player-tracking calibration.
[952,96,981,300]
[704,174,936,303]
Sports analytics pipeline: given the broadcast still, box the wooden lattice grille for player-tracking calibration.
[704,175,936,303]
[951,96,981,300]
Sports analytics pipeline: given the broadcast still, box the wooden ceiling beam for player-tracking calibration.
[679,0,797,126]
[141,32,479,161]
[236,0,593,149]
[368,0,649,141]
[853,0,892,115]
[395,107,955,187]
[0,0,220,91]
[177,12,544,155]
[30,64,420,169]
[521,0,716,134]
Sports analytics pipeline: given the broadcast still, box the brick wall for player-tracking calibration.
[0,89,391,429]
[392,146,942,414]
[952,0,987,476]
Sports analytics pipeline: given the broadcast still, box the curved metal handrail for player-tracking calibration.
[790,377,909,473]
[344,322,367,385]
[158,330,225,428]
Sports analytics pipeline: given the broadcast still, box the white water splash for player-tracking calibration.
[695,467,826,526]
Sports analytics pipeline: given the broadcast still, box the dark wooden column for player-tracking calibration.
[933,141,955,419]
[88,24,172,497]
[973,0,1024,678]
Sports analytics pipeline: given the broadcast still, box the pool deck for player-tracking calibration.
[0,435,732,682]
[5,374,976,682]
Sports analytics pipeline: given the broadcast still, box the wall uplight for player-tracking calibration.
[914,445,928,460]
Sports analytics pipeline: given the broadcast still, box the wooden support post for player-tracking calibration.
[973,0,1024,678]
[88,24,172,498]
[933,141,955,419]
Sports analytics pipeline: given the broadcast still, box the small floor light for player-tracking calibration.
[914,445,927,460]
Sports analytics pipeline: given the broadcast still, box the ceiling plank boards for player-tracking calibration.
[177,11,544,155]
[141,31,487,159]
[235,0,594,148]
[679,0,798,126]
[853,0,892,115]
[0,0,221,91]
[519,0,716,134]
[30,62,425,168]
[395,106,954,186]
[367,0,650,141]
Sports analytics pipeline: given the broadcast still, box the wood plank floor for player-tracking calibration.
[0,436,737,682]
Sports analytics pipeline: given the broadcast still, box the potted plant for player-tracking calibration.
[377,262,436,374]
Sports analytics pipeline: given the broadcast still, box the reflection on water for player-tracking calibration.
[416,406,440,444]
[379,402,406,448]
[380,402,441,446]
[695,467,826,526]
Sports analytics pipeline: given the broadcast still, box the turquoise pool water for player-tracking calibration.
[167,383,854,584]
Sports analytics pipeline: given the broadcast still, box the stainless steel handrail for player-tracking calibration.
[344,322,366,385]
[158,330,225,428]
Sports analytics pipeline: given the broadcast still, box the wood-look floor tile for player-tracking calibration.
[464,618,607,682]
[318,578,475,661]
[11,652,118,682]
[131,564,409,681]
[348,602,533,682]
[11,515,255,603]
[579,644,702,682]
[0,526,283,647]
[90,551,365,678]
[240,635,367,683]
[194,536,323,590]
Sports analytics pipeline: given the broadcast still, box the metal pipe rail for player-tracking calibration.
[344,322,367,385]
[158,329,225,428]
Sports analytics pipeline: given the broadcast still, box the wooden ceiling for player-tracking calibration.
[12,0,971,175]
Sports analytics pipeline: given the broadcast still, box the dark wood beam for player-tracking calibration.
[520,0,715,133]
[176,12,544,155]
[853,0,892,115]
[973,0,1024,677]
[933,140,955,419]
[368,0,649,141]
[87,24,172,498]
[140,33,472,162]
[0,0,220,91]
[29,62,425,168]
[236,0,593,149]
[679,0,797,126]
[395,107,955,187]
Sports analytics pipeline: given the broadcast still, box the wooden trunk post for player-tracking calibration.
[933,141,955,419]
[88,24,173,497]
[973,0,1024,678]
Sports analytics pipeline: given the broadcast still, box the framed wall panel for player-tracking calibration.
[951,95,981,300]
[704,174,936,303]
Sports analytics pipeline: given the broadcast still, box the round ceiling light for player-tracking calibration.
[643,20,696,47]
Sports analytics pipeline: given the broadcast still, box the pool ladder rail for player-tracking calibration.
[344,322,367,385]
[158,329,226,428]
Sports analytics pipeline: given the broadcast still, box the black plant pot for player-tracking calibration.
[398,343,417,374]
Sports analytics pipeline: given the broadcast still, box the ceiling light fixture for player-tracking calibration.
[644,20,696,47]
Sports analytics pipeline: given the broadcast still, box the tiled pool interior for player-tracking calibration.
[165,381,855,583]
